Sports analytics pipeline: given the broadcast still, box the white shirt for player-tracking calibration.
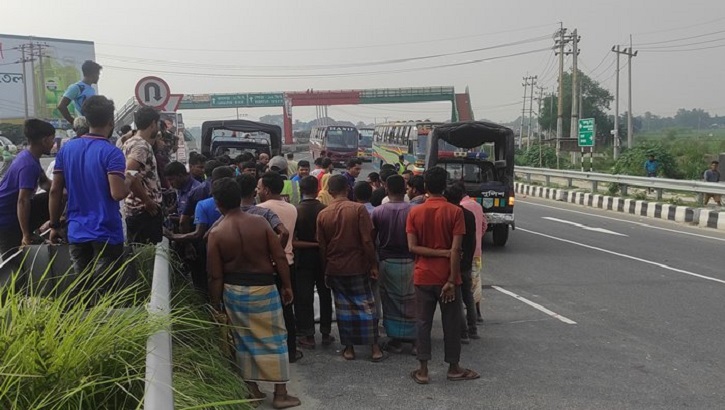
[381,194,410,205]
[258,199,298,265]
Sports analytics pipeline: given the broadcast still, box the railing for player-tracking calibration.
[115,97,138,126]
[144,238,174,409]
[516,166,725,202]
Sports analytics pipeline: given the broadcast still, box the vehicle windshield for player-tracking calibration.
[326,128,358,149]
[359,129,373,147]
[416,135,459,155]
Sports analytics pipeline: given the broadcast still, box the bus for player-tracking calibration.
[357,127,374,162]
[372,121,460,173]
[309,126,360,167]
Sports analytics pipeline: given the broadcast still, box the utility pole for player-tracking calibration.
[569,29,581,142]
[612,43,637,151]
[611,45,621,159]
[554,24,571,169]
[626,35,638,149]
[35,42,48,119]
[28,42,37,118]
[19,44,29,120]
[536,85,545,167]
[527,75,537,149]
[519,76,529,149]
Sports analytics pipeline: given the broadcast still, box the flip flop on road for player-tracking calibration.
[342,348,355,361]
[410,370,429,385]
[447,368,480,382]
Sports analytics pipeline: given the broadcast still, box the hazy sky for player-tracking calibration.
[4,0,725,126]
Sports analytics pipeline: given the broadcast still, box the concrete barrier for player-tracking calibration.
[515,182,725,231]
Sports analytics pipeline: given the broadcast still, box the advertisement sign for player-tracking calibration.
[0,34,96,121]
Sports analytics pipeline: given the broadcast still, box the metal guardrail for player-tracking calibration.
[516,166,725,201]
[144,238,173,410]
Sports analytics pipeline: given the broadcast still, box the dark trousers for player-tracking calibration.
[0,192,50,256]
[126,211,163,244]
[276,265,298,359]
[295,265,333,337]
[460,270,477,336]
[69,242,126,295]
[415,285,462,364]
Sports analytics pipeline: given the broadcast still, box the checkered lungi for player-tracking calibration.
[327,273,378,346]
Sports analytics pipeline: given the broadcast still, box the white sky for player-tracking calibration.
[5,0,725,127]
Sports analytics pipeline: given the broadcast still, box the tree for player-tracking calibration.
[539,70,614,140]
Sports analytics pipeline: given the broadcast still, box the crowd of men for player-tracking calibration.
[0,93,489,408]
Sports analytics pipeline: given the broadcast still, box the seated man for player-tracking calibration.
[206,177,300,409]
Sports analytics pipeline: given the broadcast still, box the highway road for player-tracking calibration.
[41,149,725,409]
[283,162,725,410]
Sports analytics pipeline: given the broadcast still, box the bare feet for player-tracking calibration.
[342,346,355,360]
[371,344,388,362]
[272,393,301,409]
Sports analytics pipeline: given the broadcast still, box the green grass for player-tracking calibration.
[0,246,253,410]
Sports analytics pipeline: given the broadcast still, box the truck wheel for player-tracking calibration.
[492,225,509,247]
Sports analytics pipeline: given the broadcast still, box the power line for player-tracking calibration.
[638,36,725,50]
[102,47,551,79]
[95,22,559,54]
[641,42,725,53]
[633,16,725,37]
[634,29,725,46]
[93,34,551,72]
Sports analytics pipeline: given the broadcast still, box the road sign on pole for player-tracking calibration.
[578,118,595,147]
[135,76,171,108]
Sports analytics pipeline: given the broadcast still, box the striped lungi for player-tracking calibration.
[379,258,416,341]
[327,274,378,346]
[472,256,483,303]
[223,284,289,382]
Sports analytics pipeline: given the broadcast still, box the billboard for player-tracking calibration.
[0,34,96,122]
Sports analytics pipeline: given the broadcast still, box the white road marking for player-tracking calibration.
[492,285,577,325]
[519,227,725,285]
[542,216,628,237]
[519,199,725,243]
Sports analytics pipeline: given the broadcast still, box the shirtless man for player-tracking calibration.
[206,177,300,409]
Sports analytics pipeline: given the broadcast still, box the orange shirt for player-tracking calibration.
[406,196,465,286]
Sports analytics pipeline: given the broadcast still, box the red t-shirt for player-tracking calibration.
[406,196,465,286]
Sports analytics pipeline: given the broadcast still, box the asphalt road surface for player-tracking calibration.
[43,150,725,408]
[277,180,725,410]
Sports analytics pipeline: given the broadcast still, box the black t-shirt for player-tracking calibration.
[460,207,476,273]
[295,198,326,269]
[370,187,386,207]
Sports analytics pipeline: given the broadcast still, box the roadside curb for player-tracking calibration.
[514,182,725,231]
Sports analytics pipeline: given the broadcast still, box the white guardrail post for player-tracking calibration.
[144,238,174,410]
[516,166,725,199]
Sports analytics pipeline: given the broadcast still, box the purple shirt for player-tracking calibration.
[176,177,201,215]
[0,150,42,228]
[371,201,413,260]
[343,171,356,201]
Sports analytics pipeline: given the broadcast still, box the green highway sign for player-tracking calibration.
[578,118,595,147]
[211,94,248,107]
[247,93,284,107]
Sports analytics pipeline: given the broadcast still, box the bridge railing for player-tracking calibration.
[516,166,725,202]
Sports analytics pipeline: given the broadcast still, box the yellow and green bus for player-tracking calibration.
[372,121,459,173]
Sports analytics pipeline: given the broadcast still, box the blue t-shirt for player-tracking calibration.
[644,160,658,174]
[194,197,222,227]
[0,150,43,229]
[54,134,126,245]
[62,81,96,116]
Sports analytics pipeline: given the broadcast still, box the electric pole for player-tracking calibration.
[612,42,637,151]
[19,44,29,120]
[554,24,572,169]
[626,35,638,149]
[527,75,537,149]
[519,76,529,149]
[536,85,545,167]
[611,45,621,159]
[569,29,581,142]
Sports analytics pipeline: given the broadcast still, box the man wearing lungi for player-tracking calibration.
[206,177,301,409]
[406,166,480,385]
[371,175,417,354]
[316,175,386,362]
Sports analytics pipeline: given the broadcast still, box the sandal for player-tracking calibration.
[410,369,429,385]
[342,347,355,361]
[447,368,480,382]
[370,351,389,363]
